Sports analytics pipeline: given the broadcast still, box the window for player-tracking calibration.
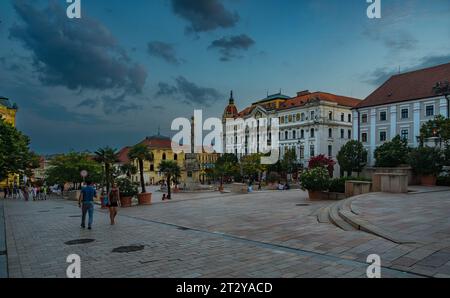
[310,111,315,120]
[162,153,167,160]
[401,108,409,119]
[361,114,368,123]
[285,131,288,140]
[280,117,284,124]
[328,128,332,138]
[288,115,293,122]
[174,154,178,161]
[310,145,315,157]
[329,111,333,120]
[341,113,345,122]
[341,129,345,139]
[328,145,332,157]
[380,111,387,121]
[300,130,304,139]
[299,146,305,159]
[292,130,296,139]
[362,133,368,143]
[380,131,387,142]
[348,114,352,123]
[301,113,305,121]
[348,130,352,139]
[310,128,315,138]
[285,116,289,123]
[150,165,154,172]
[296,113,301,121]
[401,129,409,141]
[426,105,434,117]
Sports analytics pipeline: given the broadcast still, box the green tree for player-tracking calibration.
[128,144,154,193]
[420,115,450,146]
[214,153,239,188]
[94,147,119,194]
[280,149,299,179]
[45,152,102,188]
[0,118,38,182]
[337,140,368,176]
[240,153,267,183]
[120,164,137,178]
[374,135,410,167]
[159,160,181,199]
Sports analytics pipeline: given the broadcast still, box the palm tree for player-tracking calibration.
[128,144,154,193]
[159,160,181,200]
[120,164,137,178]
[94,147,119,194]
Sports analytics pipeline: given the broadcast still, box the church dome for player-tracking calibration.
[223,91,238,119]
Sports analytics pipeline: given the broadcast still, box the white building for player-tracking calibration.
[352,62,450,166]
[223,90,361,177]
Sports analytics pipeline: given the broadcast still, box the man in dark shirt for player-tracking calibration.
[78,181,97,230]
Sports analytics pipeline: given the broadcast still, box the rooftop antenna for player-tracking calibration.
[157,126,161,136]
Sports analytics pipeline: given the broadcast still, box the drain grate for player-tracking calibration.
[65,239,95,245]
[112,245,145,253]
[0,250,6,256]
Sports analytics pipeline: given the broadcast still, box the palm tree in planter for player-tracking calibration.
[159,160,181,200]
[128,144,154,205]
[94,147,119,195]
[120,164,137,179]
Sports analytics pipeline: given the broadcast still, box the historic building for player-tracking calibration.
[223,90,361,176]
[353,62,450,165]
[1,96,19,188]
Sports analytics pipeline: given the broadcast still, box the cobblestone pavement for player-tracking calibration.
[1,190,428,278]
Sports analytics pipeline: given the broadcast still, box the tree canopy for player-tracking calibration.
[0,118,38,182]
[337,140,368,176]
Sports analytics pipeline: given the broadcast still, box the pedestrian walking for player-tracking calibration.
[108,183,120,225]
[78,181,97,230]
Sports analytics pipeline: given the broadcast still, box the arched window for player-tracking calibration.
[328,128,332,138]
[285,131,289,140]
[162,153,167,160]
[174,154,178,161]
[300,130,305,139]
[292,130,296,139]
[310,128,315,138]
[329,111,333,120]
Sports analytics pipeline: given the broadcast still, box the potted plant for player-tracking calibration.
[300,167,330,200]
[128,144,154,205]
[409,146,444,186]
[116,178,138,207]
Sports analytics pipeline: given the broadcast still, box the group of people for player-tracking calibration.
[78,181,120,230]
[2,185,48,201]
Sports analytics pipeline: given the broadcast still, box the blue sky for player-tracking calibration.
[0,0,449,154]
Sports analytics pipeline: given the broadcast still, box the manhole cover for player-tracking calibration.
[0,250,6,256]
[65,239,95,245]
[112,245,145,253]
[177,227,190,231]
[296,204,310,207]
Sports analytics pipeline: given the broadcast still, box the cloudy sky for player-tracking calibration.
[0,0,449,154]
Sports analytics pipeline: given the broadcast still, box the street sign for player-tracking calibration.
[80,170,88,178]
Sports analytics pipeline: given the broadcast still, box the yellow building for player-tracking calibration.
[0,96,19,188]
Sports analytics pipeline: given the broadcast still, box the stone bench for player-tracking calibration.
[345,181,372,198]
[373,173,408,193]
[231,183,248,194]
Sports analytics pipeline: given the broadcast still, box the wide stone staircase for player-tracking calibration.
[317,194,418,245]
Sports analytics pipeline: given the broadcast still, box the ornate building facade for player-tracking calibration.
[223,90,361,177]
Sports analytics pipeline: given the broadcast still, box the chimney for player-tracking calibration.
[297,90,310,97]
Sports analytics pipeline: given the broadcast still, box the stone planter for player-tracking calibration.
[420,175,437,186]
[308,191,323,200]
[120,196,132,208]
[138,193,152,205]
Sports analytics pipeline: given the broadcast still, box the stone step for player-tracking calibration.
[328,200,357,231]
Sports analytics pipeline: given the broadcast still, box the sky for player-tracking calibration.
[0,0,449,154]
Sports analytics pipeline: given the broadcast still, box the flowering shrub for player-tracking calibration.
[300,167,330,192]
[308,154,335,177]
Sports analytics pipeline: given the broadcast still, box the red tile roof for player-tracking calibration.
[279,92,361,111]
[117,146,131,164]
[356,62,450,109]
[139,135,173,149]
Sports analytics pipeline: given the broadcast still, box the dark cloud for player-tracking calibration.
[9,0,147,94]
[152,105,165,111]
[170,0,239,33]
[364,54,450,86]
[101,93,141,114]
[155,76,222,106]
[147,41,181,65]
[363,27,418,53]
[208,34,255,61]
[77,98,99,109]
